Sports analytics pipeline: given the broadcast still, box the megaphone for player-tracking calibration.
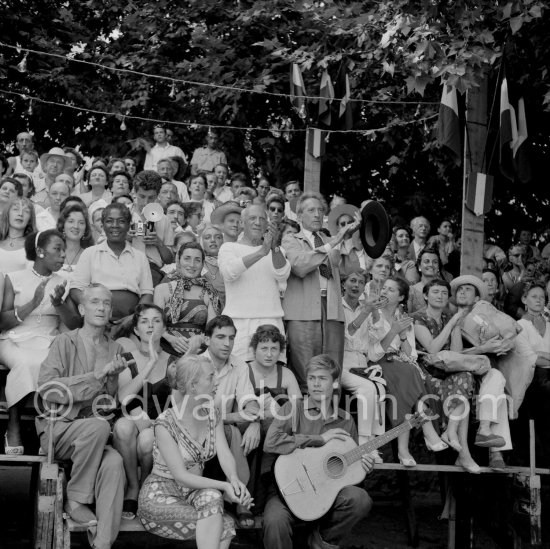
[142,202,165,232]
[359,200,392,259]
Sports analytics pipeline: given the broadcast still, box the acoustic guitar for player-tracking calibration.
[274,412,426,521]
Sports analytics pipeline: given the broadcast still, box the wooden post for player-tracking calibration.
[460,77,488,276]
[304,128,321,193]
[529,420,542,547]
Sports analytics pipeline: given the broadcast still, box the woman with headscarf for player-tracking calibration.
[154,242,221,356]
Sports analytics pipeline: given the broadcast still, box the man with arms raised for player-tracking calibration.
[283,191,359,391]
[219,204,290,360]
[36,283,126,549]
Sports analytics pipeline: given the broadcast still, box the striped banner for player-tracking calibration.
[307,128,326,158]
[290,63,307,119]
[466,172,494,216]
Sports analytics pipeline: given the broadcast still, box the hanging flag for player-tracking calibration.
[318,70,334,127]
[335,66,353,130]
[436,84,461,163]
[499,74,516,181]
[512,97,532,183]
[306,128,326,158]
[466,172,494,216]
[499,71,532,183]
[290,63,307,120]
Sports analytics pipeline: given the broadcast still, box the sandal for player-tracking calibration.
[236,505,255,529]
[4,433,24,455]
[122,499,138,521]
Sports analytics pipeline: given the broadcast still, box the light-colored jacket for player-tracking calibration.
[281,231,344,322]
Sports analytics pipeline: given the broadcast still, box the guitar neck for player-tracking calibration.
[345,416,420,464]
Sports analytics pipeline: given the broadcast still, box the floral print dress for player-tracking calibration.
[413,311,476,428]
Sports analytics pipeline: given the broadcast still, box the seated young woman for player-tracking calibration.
[340,270,388,461]
[367,276,448,466]
[244,325,301,515]
[154,241,220,356]
[113,304,172,520]
[0,229,78,454]
[412,279,480,474]
[138,354,252,549]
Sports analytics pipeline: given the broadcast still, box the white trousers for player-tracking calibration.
[477,368,512,451]
[340,351,386,444]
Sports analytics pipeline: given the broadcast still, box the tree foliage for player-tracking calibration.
[0,0,548,241]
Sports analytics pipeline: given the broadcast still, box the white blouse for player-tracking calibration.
[367,310,417,363]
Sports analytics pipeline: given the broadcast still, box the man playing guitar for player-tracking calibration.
[262,354,374,549]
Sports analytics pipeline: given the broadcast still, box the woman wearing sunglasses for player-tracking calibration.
[266,194,285,226]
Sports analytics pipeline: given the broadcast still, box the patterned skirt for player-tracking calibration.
[422,367,476,429]
[138,473,235,541]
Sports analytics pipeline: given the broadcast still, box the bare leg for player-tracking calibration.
[112,418,139,500]
[136,428,154,483]
[397,431,415,463]
[195,513,224,549]
[456,416,480,473]
[441,401,465,451]
[6,405,23,447]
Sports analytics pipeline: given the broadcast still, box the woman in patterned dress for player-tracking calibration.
[138,354,252,548]
[413,279,480,473]
[154,242,220,356]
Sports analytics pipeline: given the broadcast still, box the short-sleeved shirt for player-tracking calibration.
[190,147,227,173]
[144,144,187,171]
[71,240,153,295]
[202,349,256,418]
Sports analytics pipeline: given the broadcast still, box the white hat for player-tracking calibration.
[40,147,70,169]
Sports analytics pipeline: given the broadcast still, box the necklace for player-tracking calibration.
[204,257,219,280]
[64,248,83,272]
[8,235,24,248]
[32,267,51,280]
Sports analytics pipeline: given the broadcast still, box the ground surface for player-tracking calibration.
[0,464,506,549]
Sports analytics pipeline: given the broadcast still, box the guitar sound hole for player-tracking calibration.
[326,455,345,478]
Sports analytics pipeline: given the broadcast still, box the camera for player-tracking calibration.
[132,221,146,236]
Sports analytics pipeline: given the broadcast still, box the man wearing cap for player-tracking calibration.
[451,274,535,468]
[143,125,186,172]
[211,201,242,243]
[282,191,360,391]
[219,204,290,360]
[32,147,70,208]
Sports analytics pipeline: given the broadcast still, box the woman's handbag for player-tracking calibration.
[460,301,520,346]
[420,350,491,376]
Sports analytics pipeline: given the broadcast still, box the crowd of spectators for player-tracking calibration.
[1,125,549,549]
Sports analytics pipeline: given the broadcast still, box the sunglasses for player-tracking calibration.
[269,206,283,213]
[509,253,524,258]
[338,220,352,227]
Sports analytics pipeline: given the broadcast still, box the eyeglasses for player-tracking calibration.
[269,206,283,213]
